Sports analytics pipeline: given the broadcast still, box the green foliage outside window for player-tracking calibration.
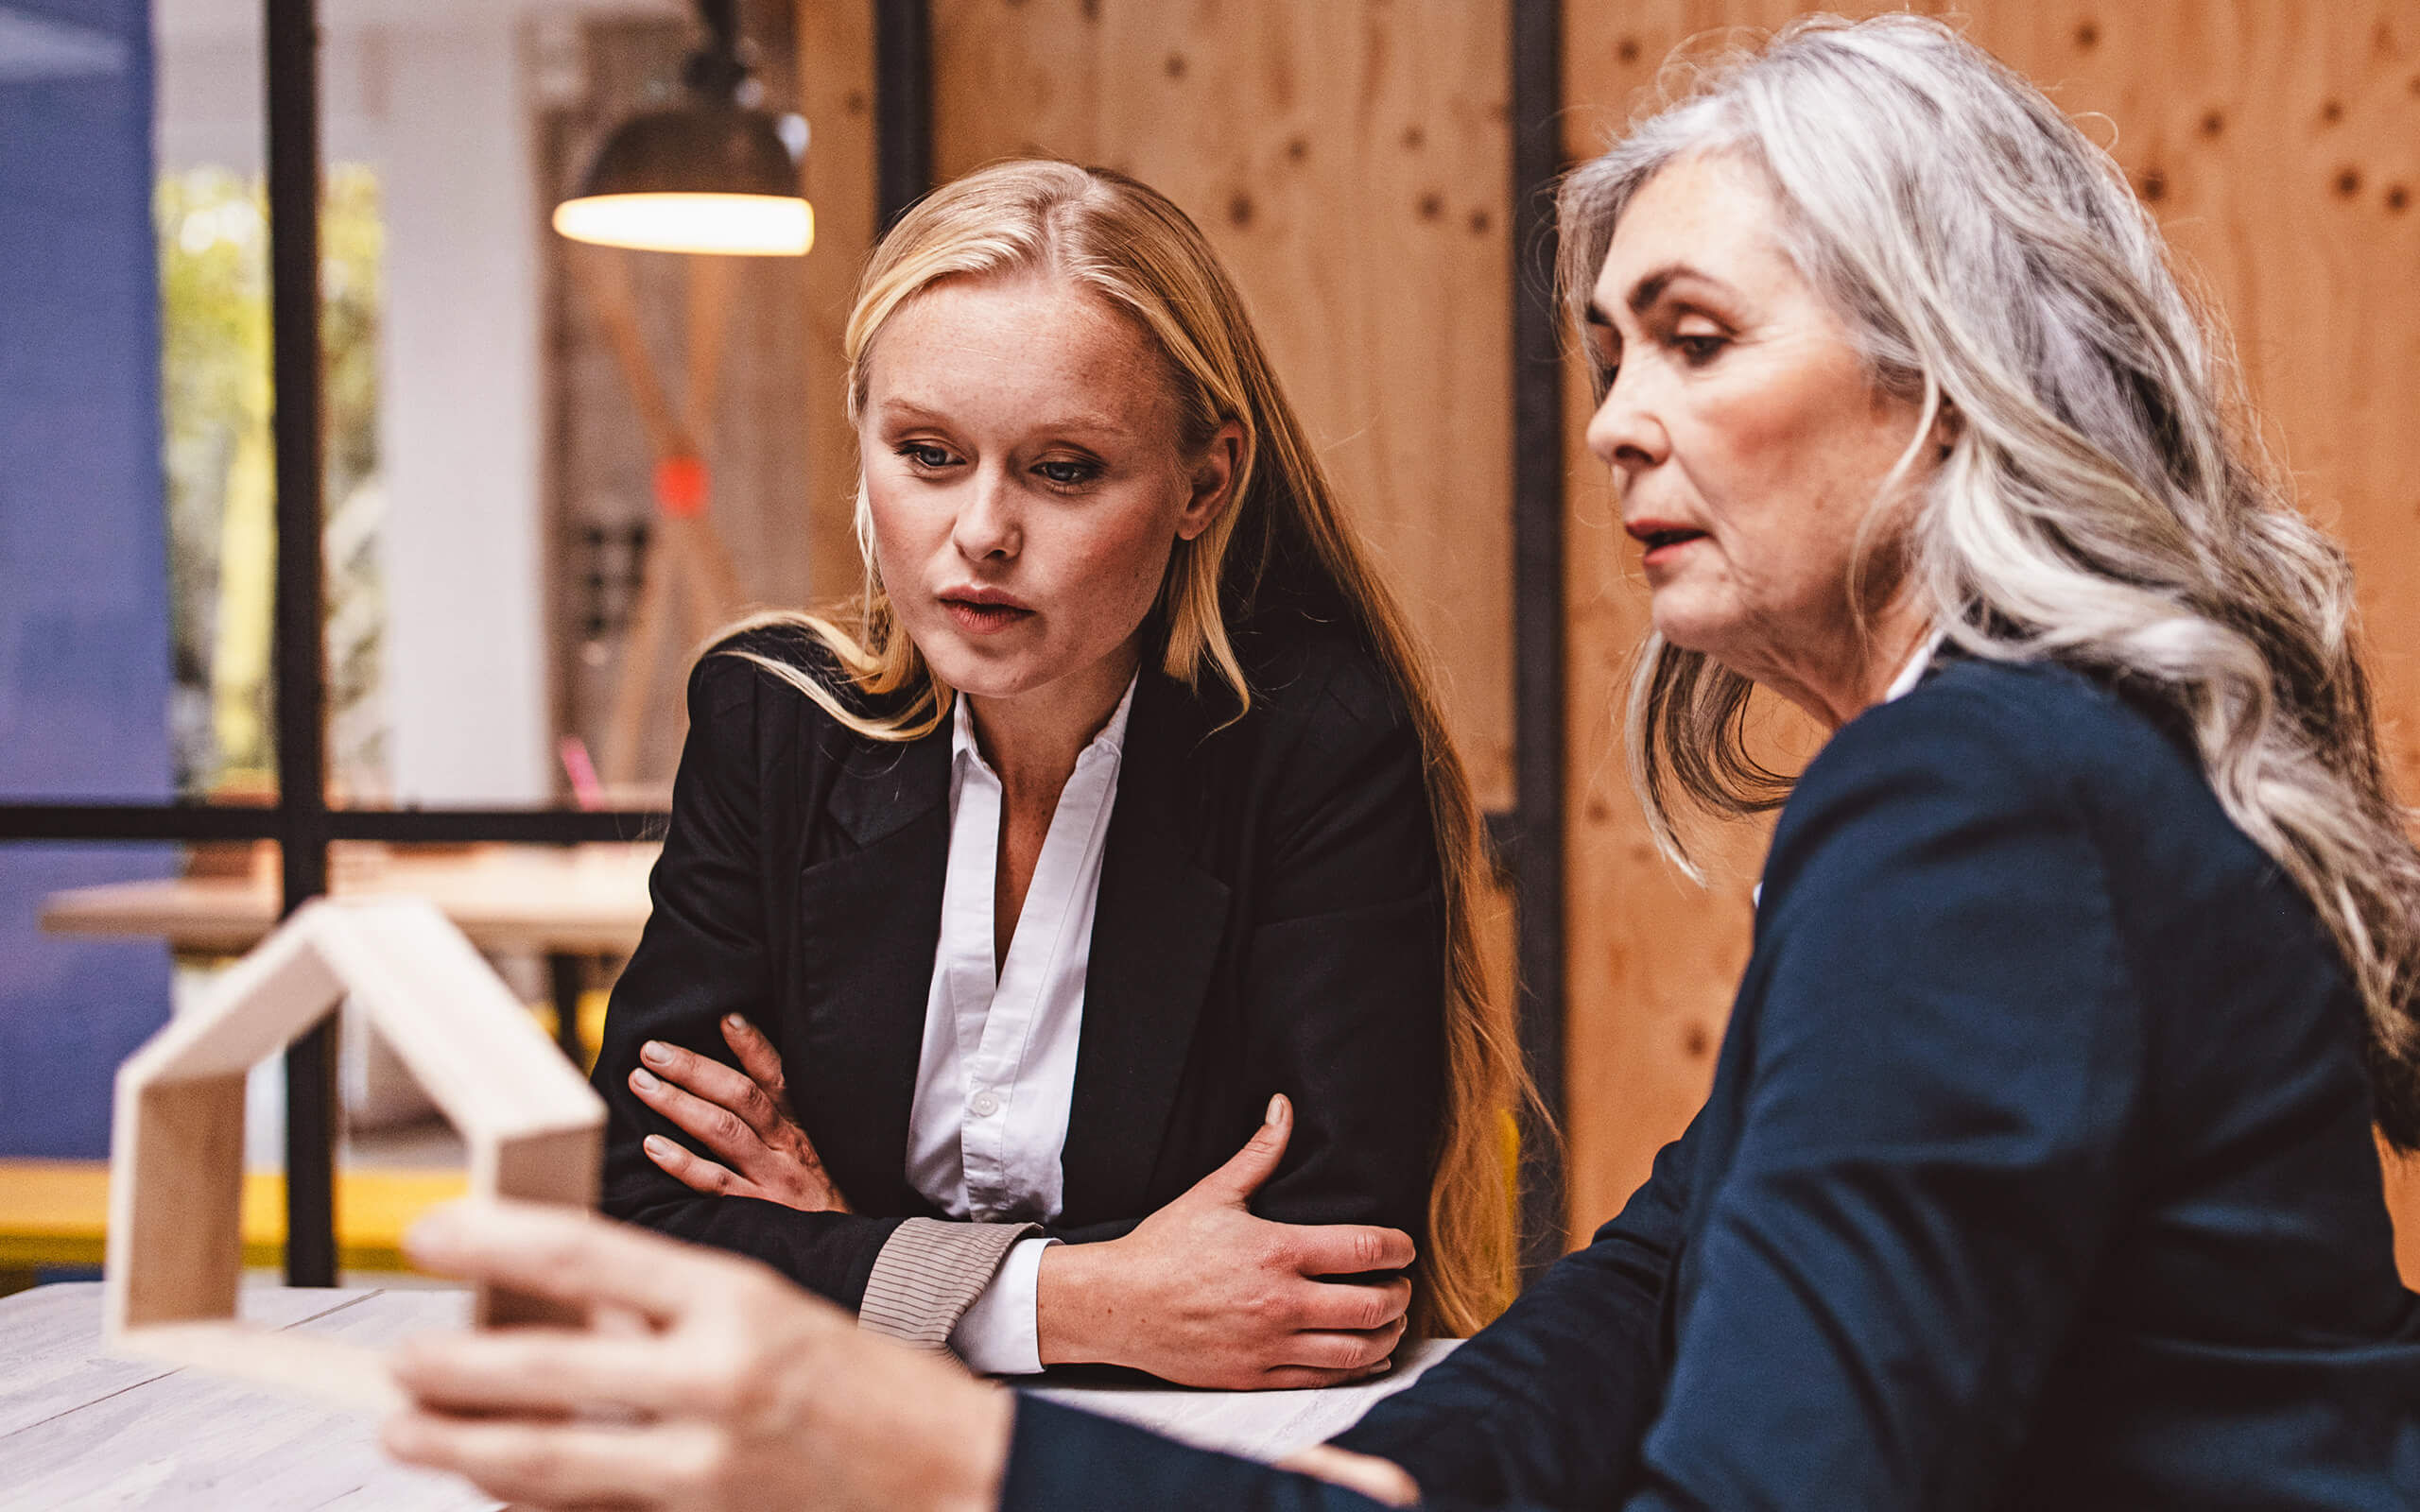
[156,163,386,800]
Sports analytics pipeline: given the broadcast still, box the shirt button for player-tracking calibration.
[969,1091,1001,1118]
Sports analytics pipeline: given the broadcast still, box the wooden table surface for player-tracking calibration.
[37,842,661,957]
[0,1282,1453,1509]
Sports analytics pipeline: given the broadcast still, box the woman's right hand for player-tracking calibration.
[1035,1093,1416,1389]
[628,1014,853,1214]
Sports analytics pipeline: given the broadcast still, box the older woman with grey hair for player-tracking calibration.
[378,15,2419,1510]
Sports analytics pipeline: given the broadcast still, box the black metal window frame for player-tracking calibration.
[0,0,1566,1287]
[0,0,666,1287]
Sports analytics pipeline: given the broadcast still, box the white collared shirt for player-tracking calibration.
[1882,628,1947,704]
[902,676,1135,1373]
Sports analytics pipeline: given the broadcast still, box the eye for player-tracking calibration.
[1033,457,1100,489]
[898,441,957,470]
[1674,334,1728,365]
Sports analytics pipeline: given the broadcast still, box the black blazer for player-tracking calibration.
[594,617,1448,1309]
[999,657,2420,1510]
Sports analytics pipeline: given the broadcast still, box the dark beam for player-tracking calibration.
[1509,0,1568,1283]
[329,809,667,844]
[873,0,931,228]
[0,806,669,844]
[265,0,335,1289]
[0,806,287,842]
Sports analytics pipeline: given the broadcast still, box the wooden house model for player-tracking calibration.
[104,896,605,1405]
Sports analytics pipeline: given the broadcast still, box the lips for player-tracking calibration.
[938,588,1035,635]
[1625,520,1709,568]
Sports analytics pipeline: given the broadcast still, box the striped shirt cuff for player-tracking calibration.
[857,1217,1043,1353]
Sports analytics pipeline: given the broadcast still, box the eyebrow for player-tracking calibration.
[873,398,1131,438]
[1585,263,1737,328]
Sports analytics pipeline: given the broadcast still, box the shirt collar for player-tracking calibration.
[1881,627,1948,704]
[951,671,1141,771]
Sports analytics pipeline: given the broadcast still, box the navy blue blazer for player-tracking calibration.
[1002,656,2420,1509]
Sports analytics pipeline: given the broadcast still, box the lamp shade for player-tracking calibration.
[553,106,812,257]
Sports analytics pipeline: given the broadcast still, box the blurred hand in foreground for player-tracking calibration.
[382,1199,1007,1512]
[1278,1443,1423,1505]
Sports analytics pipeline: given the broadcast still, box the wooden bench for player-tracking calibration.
[0,1160,467,1293]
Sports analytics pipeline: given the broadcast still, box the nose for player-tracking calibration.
[1582,364,1668,485]
[950,463,1021,562]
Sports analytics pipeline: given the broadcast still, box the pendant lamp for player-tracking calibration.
[552,0,812,257]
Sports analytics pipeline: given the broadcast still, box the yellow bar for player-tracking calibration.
[0,1159,467,1272]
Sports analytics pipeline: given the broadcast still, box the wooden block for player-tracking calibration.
[104,1074,245,1334]
[112,1321,401,1414]
[476,1125,604,1328]
[104,898,609,1406]
[120,918,347,1083]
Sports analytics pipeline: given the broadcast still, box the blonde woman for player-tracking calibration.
[582,160,1519,1387]
[389,17,2416,1512]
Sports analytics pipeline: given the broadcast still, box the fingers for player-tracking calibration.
[383,1410,708,1508]
[642,1134,758,1200]
[390,1329,708,1419]
[1288,1272,1412,1334]
[635,1039,784,1142]
[717,1015,793,1113]
[631,1057,774,1167]
[404,1199,724,1323]
[1280,1314,1409,1374]
[1278,1221,1418,1278]
[1185,1093,1293,1207]
[1278,1445,1422,1507]
[1257,1359,1395,1390]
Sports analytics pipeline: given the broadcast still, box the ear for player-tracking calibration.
[1928,394,1962,458]
[1176,420,1247,542]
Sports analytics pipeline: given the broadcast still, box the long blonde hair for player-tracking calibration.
[730,160,1525,1330]
[1560,15,2420,1145]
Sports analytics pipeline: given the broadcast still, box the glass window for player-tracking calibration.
[157,162,387,800]
[3,833,649,1285]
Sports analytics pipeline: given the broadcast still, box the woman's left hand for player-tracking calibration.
[628,1015,851,1212]
[383,1199,1011,1512]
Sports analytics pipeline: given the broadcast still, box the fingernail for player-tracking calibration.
[724,1014,747,1031]
[641,1040,671,1066]
[403,1206,466,1264]
[630,1067,659,1091]
[1266,1093,1285,1125]
[644,1135,674,1159]
[381,1415,427,1457]
[388,1335,437,1383]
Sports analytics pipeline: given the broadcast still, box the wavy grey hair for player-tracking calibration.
[1559,13,2420,1145]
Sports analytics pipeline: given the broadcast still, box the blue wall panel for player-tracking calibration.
[0,0,176,1158]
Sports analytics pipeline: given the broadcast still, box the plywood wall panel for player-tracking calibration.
[929,0,1516,808]
[1562,3,2420,1280]
[797,0,878,601]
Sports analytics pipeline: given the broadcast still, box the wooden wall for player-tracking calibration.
[1562,1,2420,1281]
[871,0,1522,809]
[775,1,2420,1284]
[795,0,875,602]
